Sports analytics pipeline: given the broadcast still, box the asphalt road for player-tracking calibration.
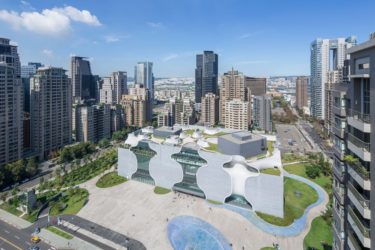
[0,220,53,250]
[276,123,312,154]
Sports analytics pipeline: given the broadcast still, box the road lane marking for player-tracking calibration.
[25,241,31,245]
[14,235,20,240]
[3,230,9,234]
[0,235,22,250]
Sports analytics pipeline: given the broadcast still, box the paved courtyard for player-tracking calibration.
[78,175,321,250]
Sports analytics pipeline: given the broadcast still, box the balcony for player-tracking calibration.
[333,162,345,182]
[347,134,371,162]
[332,105,346,117]
[333,143,346,161]
[332,125,345,138]
[333,185,345,205]
[348,230,363,250]
[348,206,371,248]
[347,161,371,191]
[347,109,371,133]
[348,182,371,219]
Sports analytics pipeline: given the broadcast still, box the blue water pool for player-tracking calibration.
[168,216,232,250]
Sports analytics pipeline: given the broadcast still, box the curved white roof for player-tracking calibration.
[224,162,259,195]
[197,139,209,148]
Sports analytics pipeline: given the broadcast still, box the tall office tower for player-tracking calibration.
[244,77,267,96]
[30,67,72,160]
[70,56,97,101]
[310,36,356,119]
[99,71,127,105]
[331,34,374,250]
[201,93,219,126]
[219,69,251,125]
[73,104,111,143]
[295,76,309,109]
[324,70,342,134]
[0,38,23,166]
[134,61,154,119]
[224,99,250,130]
[195,51,218,103]
[252,95,272,133]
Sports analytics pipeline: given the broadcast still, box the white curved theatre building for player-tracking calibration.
[118,126,284,217]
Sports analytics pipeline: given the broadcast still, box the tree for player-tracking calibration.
[305,164,321,179]
[25,157,38,177]
[5,160,26,183]
[98,138,110,148]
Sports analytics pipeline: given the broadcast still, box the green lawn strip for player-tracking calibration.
[154,186,171,195]
[284,163,332,194]
[267,140,274,154]
[260,168,280,176]
[207,199,223,205]
[49,188,89,216]
[205,142,218,152]
[260,248,275,250]
[203,132,227,138]
[184,129,194,135]
[96,172,127,188]
[281,153,307,163]
[0,203,22,216]
[22,210,39,222]
[303,216,333,250]
[256,177,318,226]
[46,226,73,240]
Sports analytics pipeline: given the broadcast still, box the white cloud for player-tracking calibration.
[162,53,179,62]
[147,22,165,29]
[20,1,35,10]
[42,49,53,57]
[0,6,101,36]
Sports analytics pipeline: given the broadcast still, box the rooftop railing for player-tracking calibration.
[347,109,371,124]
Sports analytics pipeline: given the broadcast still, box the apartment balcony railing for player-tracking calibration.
[348,230,363,250]
[348,206,370,238]
[347,133,370,152]
[347,109,371,124]
[347,161,370,180]
[332,105,346,117]
[348,182,370,209]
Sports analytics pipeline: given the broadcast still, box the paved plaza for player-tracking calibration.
[78,174,325,250]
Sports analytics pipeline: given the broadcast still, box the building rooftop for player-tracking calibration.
[220,132,264,145]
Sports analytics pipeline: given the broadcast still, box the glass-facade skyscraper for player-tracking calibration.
[70,56,98,102]
[195,51,218,103]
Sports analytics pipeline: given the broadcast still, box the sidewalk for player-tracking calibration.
[0,208,101,250]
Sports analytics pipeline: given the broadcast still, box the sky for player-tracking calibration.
[0,0,374,78]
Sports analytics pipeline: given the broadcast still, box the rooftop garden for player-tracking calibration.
[260,167,280,176]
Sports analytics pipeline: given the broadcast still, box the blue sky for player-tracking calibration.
[0,0,374,77]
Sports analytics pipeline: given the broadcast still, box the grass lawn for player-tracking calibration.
[49,188,89,216]
[203,131,227,138]
[260,168,280,176]
[0,203,22,216]
[267,141,274,154]
[256,177,318,226]
[284,163,332,194]
[154,186,171,195]
[260,248,275,250]
[281,153,307,163]
[205,142,218,152]
[46,226,73,240]
[304,216,333,250]
[96,172,127,188]
[207,199,223,205]
[184,129,194,135]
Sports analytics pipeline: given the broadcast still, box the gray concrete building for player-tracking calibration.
[0,38,23,166]
[30,67,72,160]
[252,95,272,133]
[218,132,266,158]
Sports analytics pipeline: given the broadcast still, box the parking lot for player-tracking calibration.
[276,124,313,154]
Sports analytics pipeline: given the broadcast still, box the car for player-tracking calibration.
[31,235,40,243]
[29,246,40,250]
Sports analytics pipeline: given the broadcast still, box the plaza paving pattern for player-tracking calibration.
[77,170,328,249]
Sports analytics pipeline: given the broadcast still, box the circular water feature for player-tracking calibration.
[168,216,231,250]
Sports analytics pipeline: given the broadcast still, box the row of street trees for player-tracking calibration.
[0,157,38,189]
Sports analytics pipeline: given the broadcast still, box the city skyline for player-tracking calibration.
[1,0,374,77]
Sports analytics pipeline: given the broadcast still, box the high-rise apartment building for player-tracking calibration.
[175,99,195,126]
[310,36,356,119]
[201,93,219,126]
[195,51,218,103]
[21,62,43,113]
[219,69,251,125]
[70,56,98,101]
[30,67,72,160]
[99,71,127,105]
[73,104,111,143]
[121,85,150,128]
[295,76,308,109]
[331,34,374,250]
[244,77,267,96]
[0,38,23,166]
[224,99,250,130]
[325,70,343,134]
[252,95,272,133]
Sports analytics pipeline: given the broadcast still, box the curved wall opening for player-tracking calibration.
[225,194,253,210]
[130,141,156,185]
